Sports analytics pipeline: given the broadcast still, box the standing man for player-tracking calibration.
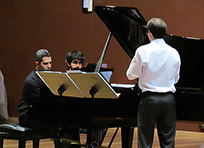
[126,18,181,148]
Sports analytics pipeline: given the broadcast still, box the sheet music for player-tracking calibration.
[36,71,85,98]
[66,70,84,74]
[68,72,118,99]
[111,83,135,88]
[37,71,118,99]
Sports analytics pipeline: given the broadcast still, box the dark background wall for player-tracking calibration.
[0,0,204,117]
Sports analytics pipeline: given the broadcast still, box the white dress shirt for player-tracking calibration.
[126,39,181,93]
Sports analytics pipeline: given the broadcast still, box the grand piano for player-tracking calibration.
[86,5,204,147]
[92,5,204,122]
[40,5,204,148]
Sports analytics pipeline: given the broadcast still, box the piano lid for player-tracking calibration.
[94,6,148,59]
[94,6,204,91]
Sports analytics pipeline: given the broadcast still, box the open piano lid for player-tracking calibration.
[94,5,204,92]
[94,6,148,59]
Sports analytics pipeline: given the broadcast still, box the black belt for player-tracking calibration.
[142,91,173,94]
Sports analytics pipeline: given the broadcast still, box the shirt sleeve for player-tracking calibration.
[174,55,181,84]
[126,50,142,80]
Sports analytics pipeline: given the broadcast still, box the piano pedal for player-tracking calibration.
[60,138,80,144]
[91,146,112,148]
[82,146,112,148]
[51,138,81,147]
[80,143,112,148]
[82,144,112,148]
[51,138,112,148]
[95,146,112,148]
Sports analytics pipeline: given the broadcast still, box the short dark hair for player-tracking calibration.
[35,49,51,63]
[66,50,85,64]
[147,18,167,38]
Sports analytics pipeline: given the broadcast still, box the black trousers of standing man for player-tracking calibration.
[138,92,176,148]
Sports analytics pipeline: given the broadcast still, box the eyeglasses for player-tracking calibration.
[71,60,83,65]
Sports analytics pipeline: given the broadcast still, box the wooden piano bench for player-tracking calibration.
[0,123,50,148]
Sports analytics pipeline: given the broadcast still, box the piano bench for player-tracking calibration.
[0,123,50,148]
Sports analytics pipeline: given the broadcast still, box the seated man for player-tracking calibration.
[17,49,80,148]
[66,50,100,147]
[17,49,57,137]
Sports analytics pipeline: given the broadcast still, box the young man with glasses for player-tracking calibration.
[66,50,85,70]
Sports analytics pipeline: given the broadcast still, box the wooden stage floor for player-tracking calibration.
[2,127,204,148]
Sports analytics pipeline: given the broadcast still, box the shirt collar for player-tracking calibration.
[151,38,165,44]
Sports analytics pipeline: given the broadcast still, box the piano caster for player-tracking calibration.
[86,143,109,148]
[52,138,81,148]
[199,124,204,132]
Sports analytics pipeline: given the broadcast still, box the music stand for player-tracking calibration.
[68,72,118,99]
[36,71,87,147]
[36,71,85,98]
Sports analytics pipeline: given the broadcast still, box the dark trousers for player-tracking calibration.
[19,110,80,141]
[138,92,176,148]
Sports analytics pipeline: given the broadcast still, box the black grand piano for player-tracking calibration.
[92,5,204,122]
[43,6,204,148]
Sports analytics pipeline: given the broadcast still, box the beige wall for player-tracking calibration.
[0,0,204,116]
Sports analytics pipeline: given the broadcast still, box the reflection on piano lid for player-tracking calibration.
[94,6,148,59]
[80,63,114,82]
[81,63,114,72]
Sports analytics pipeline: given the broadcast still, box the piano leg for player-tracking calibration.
[86,129,105,146]
[54,138,63,148]
[121,127,134,148]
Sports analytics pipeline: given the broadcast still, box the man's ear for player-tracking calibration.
[148,30,152,36]
[35,61,40,70]
[148,31,155,41]
[35,61,40,67]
